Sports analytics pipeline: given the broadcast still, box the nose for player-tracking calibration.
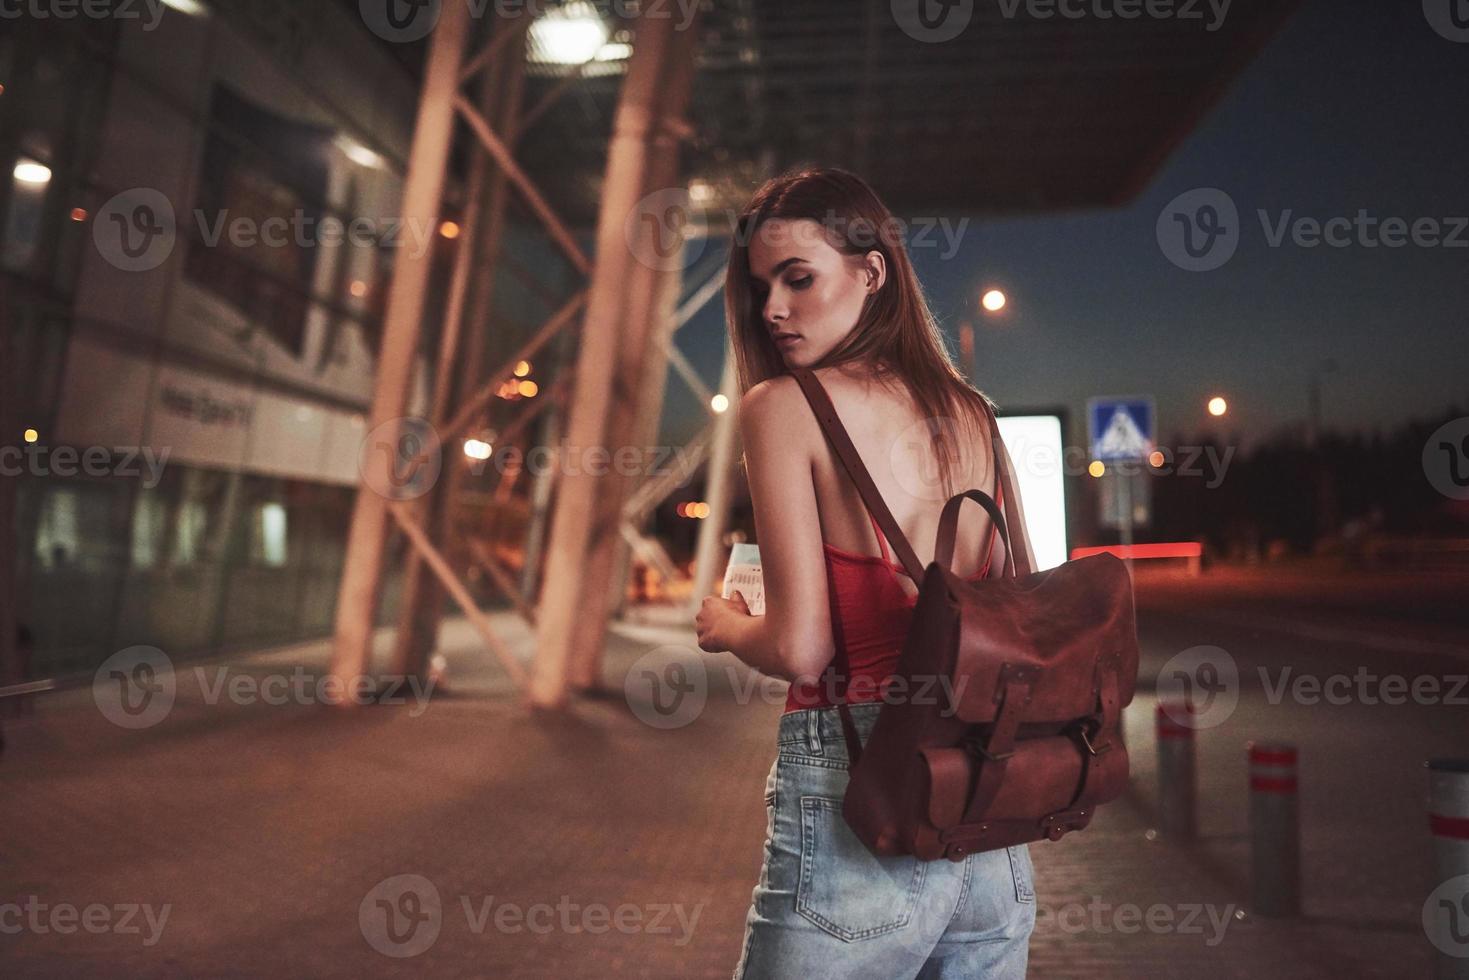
[763,291,788,328]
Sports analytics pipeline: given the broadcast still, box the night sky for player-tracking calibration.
[666,0,1469,453]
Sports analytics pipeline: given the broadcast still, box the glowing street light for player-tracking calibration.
[161,0,209,15]
[710,394,729,414]
[1207,396,1228,417]
[13,160,51,185]
[335,136,382,169]
[529,3,608,64]
[981,288,1007,313]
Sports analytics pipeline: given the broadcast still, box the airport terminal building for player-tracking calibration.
[3,2,444,675]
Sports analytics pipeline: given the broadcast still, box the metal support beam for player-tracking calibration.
[530,9,683,709]
[662,335,715,408]
[619,523,684,591]
[690,343,742,611]
[458,13,533,87]
[387,502,527,686]
[455,95,591,276]
[622,421,712,526]
[606,253,687,620]
[391,19,526,680]
[440,291,586,445]
[467,539,537,625]
[515,49,606,140]
[675,249,730,331]
[660,253,729,408]
[494,373,566,448]
[327,0,472,691]
[517,364,570,604]
[567,16,701,690]
[605,254,729,606]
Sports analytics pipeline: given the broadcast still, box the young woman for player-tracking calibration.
[695,168,1039,978]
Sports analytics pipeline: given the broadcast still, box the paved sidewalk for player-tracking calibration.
[0,604,1438,977]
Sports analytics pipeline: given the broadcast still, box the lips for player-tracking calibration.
[774,333,801,347]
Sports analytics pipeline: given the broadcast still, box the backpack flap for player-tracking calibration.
[948,552,1139,726]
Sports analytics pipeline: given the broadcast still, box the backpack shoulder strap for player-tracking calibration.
[788,368,926,583]
[974,396,1036,577]
[791,367,1036,579]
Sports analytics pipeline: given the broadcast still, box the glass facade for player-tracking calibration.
[19,465,396,677]
[0,5,430,679]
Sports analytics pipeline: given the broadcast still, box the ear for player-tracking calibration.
[862,250,888,294]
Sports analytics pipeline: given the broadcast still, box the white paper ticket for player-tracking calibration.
[721,543,765,616]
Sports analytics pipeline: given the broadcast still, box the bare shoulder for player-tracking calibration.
[739,375,820,455]
[739,373,803,423]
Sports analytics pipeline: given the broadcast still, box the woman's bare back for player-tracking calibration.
[803,363,1008,596]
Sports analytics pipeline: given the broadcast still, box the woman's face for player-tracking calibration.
[746,218,885,368]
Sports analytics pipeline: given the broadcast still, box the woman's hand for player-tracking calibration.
[694,592,751,653]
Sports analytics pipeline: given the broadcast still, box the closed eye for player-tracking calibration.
[788,274,813,289]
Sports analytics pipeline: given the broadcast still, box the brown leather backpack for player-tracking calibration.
[790,368,1140,862]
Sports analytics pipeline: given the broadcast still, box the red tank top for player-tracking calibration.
[784,483,1004,712]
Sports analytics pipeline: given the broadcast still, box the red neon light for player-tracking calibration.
[1070,542,1203,561]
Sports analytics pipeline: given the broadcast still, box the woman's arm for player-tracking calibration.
[702,590,799,681]
[702,376,836,684]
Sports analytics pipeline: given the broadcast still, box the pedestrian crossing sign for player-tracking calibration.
[1088,397,1155,462]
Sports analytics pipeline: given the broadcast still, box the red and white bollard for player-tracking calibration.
[1248,741,1301,917]
[1156,702,1197,840]
[1426,758,1469,977]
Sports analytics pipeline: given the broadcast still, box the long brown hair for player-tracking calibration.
[725,167,995,498]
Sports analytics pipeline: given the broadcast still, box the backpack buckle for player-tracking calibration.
[1076,725,1098,756]
[1066,719,1105,756]
[978,741,1016,763]
[964,666,1036,764]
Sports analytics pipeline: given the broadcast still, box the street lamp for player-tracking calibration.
[962,288,1008,381]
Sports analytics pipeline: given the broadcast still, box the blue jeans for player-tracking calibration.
[733,702,1036,979]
